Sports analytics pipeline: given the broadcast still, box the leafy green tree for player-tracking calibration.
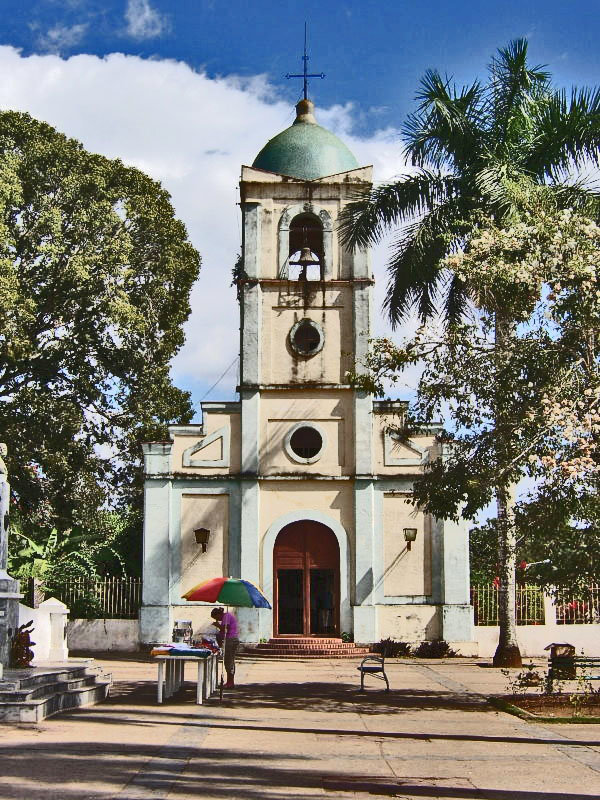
[340,40,600,666]
[0,110,200,565]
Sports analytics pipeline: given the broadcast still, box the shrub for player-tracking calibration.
[413,639,458,658]
[372,637,412,657]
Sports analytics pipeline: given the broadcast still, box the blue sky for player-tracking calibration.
[1,1,599,406]
[4,1,600,135]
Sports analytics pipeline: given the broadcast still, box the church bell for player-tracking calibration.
[289,246,321,279]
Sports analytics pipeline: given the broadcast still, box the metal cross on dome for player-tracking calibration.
[285,23,325,100]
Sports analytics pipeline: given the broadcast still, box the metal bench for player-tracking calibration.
[357,655,389,692]
[548,655,600,691]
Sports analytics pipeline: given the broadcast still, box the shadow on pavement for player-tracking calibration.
[0,739,596,800]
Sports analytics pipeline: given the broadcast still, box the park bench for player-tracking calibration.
[357,654,390,692]
[547,655,600,691]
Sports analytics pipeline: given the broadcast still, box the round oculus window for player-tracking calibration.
[289,319,324,356]
[284,423,326,464]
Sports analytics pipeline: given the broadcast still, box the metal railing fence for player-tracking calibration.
[555,585,600,624]
[53,576,142,619]
[471,584,546,626]
[39,577,600,624]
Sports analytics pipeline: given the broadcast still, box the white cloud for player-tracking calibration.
[0,46,407,409]
[37,23,88,53]
[124,0,169,40]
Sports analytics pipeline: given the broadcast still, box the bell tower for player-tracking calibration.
[235,95,375,638]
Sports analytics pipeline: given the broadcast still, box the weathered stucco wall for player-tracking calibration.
[260,391,354,475]
[67,619,139,652]
[382,494,431,597]
[375,604,442,643]
[261,286,353,385]
[179,493,229,594]
[240,165,373,281]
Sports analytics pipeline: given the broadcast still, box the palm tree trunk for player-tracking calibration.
[492,314,522,668]
[493,482,522,666]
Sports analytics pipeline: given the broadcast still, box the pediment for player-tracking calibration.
[182,426,230,468]
[384,430,429,467]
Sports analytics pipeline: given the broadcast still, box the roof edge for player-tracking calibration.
[240,164,373,184]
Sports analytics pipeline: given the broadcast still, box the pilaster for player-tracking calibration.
[354,479,375,605]
[237,479,261,641]
[353,277,373,477]
[140,478,172,644]
[243,202,261,278]
[439,515,474,644]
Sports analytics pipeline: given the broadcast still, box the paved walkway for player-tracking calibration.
[1,654,600,799]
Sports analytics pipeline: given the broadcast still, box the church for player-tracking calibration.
[140,94,475,653]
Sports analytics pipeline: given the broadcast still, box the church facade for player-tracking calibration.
[140,98,475,651]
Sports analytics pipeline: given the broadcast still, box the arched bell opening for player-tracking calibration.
[288,212,323,281]
[273,520,340,636]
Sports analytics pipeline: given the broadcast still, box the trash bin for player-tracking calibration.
[544,642,576,679]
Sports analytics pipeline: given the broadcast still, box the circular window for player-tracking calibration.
[289,319,324,356]
[284,422,326,464]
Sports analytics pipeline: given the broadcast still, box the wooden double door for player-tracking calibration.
[273,520,340,637]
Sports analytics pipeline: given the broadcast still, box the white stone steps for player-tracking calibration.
[1,674,99,702]
[0,664,112,723]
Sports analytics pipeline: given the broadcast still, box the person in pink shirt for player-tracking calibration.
[211,607,239,688]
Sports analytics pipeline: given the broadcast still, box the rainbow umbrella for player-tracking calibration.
[182,576,271,608]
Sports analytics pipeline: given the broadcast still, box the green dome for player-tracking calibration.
[252,99,359,180]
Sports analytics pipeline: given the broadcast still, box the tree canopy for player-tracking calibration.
[0,110,200,559]
[339,38,600,326]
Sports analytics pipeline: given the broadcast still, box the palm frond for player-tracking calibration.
[550,180,600,217]
[445,272,474,326]
[383,198,470,326]
[404,70,485,171]
[473,162,538,221]
[488,39,550,154]
[338,170,460,250]
[527,86,600,179]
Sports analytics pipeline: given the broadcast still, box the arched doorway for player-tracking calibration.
[273,520,339,637]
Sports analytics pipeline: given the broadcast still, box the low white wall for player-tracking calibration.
[475,624,600,658]
[67,619,140,652]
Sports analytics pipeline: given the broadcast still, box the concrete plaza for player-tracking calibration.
[1,654,599,799]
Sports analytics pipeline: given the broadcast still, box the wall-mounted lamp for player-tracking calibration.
[194,527,211,553]
[403,528,418,551]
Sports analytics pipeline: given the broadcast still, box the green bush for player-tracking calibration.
[372,637,412,657]
[413,639,458,658]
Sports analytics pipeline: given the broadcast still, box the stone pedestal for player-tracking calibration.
[0,579,22,678]
[40,597,69,662]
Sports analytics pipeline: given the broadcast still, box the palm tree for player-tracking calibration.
[339,39,600,666]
